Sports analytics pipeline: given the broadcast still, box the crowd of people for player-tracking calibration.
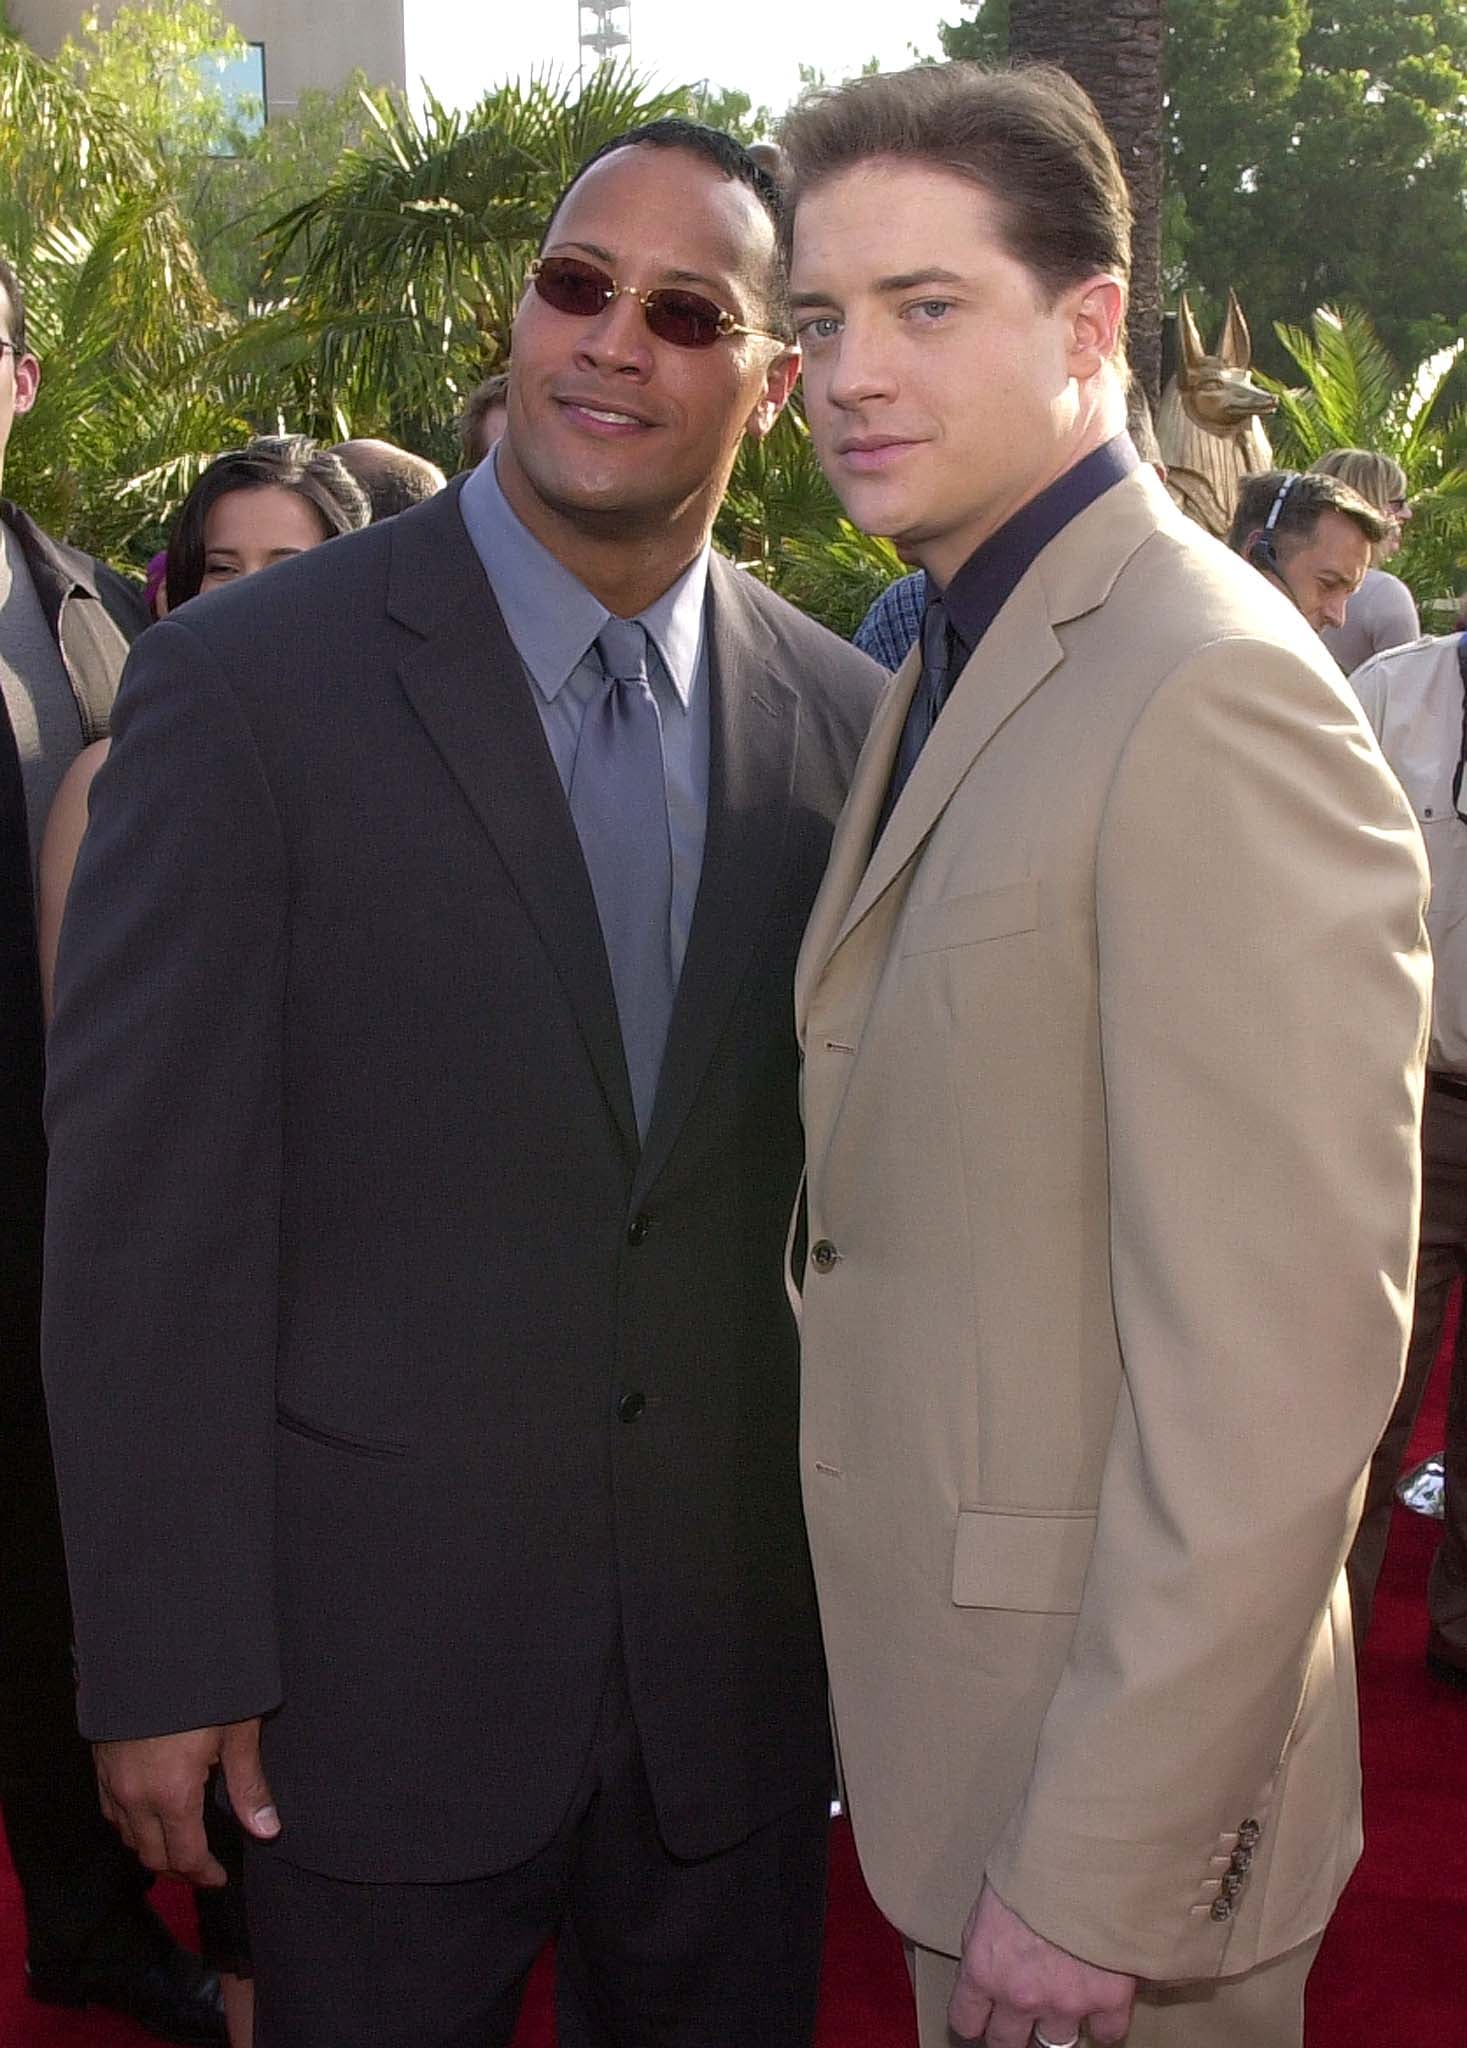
[0,52,1461,2048]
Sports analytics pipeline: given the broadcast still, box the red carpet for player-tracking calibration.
[2,1325,1459,2046]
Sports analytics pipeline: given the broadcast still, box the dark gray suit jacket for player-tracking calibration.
[1,505,146,1773]
[42,482,882,1881]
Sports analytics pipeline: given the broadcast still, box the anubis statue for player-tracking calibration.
[1157,290,1277,538]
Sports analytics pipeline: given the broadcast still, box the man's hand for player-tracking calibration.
[95,1717,280,1886]
[948,1882,1136,2047]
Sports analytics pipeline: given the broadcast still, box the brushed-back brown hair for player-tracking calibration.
[1226,469,1388,556]
[779,62,1132,310]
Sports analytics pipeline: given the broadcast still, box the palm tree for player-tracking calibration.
[1,31,154,260]
[14,203,257,558]
[0,31,253,561]
[1261,302,1467,609]
[1007,0,1168,407]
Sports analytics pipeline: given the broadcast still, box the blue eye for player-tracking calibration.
[798,315,841,343]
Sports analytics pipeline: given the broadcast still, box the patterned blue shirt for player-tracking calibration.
[853,571,927,672]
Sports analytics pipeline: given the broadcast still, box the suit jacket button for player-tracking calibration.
[618,1390,646,1424]
[811,1240,839,1273]
[627,1215,651,1246]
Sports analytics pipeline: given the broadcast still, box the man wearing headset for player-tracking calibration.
[1228,469,1386,637]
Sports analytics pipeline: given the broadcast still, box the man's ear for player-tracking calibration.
[744,346,801,443]
[1065,277,1125,381]
[13,353,39,415]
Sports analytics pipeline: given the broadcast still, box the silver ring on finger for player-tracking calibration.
[1033,2032,1081,2048]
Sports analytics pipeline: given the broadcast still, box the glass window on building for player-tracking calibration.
[196,39,267,149]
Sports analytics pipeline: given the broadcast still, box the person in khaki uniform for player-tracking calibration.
[1346,630,1467,1681]
[779,63,1432,2048]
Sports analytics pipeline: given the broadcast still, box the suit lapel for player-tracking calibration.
[813,469,1174,983]
[389,488,639,1159]
[795,646,915,1042]
[832,574,1064,956]
[634,557,797,1199]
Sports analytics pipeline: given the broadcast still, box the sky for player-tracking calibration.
[404,1,952,124]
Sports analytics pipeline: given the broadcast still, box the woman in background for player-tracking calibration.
[36,433,366,2048]
[1311,446,1419,674]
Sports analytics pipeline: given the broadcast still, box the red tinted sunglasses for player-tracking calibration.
[528,255,787,352]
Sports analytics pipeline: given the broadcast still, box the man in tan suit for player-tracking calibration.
[780,63,1431,2048]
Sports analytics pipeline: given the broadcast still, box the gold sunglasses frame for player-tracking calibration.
[527,258,788,349]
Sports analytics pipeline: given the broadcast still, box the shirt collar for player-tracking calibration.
[939,433,1140,660]
[457,451,709,711]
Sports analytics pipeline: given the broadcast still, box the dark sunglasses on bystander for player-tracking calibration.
[527,255,787,352]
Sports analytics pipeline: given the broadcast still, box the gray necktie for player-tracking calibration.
[570,618,675,1140]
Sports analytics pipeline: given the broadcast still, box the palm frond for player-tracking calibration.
[251,65,693,427]
[0,32,157,258]
[1262,304,1402,457]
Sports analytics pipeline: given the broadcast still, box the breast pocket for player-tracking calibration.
[1383,750,1456,828]
[900,880,1041,957]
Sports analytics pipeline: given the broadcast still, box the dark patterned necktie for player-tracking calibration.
[877,597,957,839]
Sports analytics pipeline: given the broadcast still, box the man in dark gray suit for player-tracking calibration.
[1,253,226,2041]
[42,124,881,2047]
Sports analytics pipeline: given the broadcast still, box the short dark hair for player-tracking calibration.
[458,371,509,468]
[542,119,792,336]
[0,254,27,354]
[330,438,446,521]
[779,62,1132,315]
[1227,469,1388,557]
[165,434,369,608]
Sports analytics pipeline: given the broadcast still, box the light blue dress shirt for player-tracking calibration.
[458,453,711,983]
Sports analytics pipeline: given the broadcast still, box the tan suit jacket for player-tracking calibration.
[793,468,1431,1983]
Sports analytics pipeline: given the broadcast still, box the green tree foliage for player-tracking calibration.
[52,0,248,159]
[939,1,1010,64]
[1,24,179,264]
[17,207,252,558]
[942,0,1467,378]
[184,75,402,311]
[1169,0,1467,374]
[0,25,245,553]
[685,82,773,143]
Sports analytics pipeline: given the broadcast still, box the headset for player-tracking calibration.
[1247,472,1300,578]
